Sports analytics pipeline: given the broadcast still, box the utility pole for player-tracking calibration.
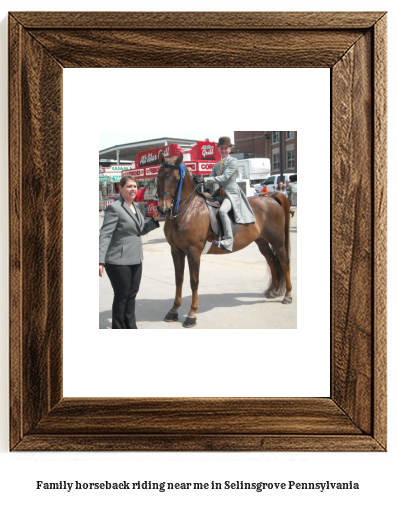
[279,131,284,182]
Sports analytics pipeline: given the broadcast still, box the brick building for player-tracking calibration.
[234,131,297,176]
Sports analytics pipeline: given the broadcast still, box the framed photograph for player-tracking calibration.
[9,11,387,451]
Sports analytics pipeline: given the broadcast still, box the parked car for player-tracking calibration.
[254,182,266,193]
[255,173,297,194]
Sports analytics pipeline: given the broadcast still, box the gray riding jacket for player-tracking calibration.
[209,155,255,224]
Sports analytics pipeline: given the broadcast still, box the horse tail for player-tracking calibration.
[269,192,291,295]
[270,192,290,258]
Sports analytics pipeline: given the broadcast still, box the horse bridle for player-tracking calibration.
[157,163,181,201]
[158,163,199,219]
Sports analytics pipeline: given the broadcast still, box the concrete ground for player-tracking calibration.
[99,206,297,329]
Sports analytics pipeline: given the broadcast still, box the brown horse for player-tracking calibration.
[157,152,292,328]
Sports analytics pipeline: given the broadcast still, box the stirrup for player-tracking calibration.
[212,239,229,251]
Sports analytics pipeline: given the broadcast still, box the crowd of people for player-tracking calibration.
[249,178,294,207]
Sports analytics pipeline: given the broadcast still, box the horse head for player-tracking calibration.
[157,152,184,216]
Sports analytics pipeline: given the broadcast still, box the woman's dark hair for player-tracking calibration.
[119,175,137,188]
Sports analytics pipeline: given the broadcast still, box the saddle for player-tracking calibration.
[205,197,239,238]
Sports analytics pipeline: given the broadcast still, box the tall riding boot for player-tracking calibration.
[218,200,234,252]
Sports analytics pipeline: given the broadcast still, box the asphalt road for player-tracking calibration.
[99,207,297,329]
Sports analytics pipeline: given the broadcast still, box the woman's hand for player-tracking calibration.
[99,265,104,277]
[152,211,161,222]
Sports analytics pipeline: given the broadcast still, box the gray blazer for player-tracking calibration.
[210,155,256,224]
[99,197,159,265]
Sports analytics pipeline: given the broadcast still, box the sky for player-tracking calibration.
[99,131,235,151]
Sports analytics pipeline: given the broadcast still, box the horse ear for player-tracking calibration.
[176,152,183,166]
[159,152,165,164]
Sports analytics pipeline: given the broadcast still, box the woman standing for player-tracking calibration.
[205,136,255,252]
[99,176,161,329]
[276,180,288,196]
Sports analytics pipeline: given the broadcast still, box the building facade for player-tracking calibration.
[234,131,297,176]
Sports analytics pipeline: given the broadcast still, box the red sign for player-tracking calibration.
[122,168,145,178]
[147,201,158,216]
[122,140,220,180]
[198,162,216,172]
[122,162,215,179]
[187,139,220,162]
[198,141,218,160]
[185,163,196,172]
[146,165,161,177]
[135,144,182,168]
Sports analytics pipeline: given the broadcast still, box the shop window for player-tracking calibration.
[287,149,295,169]
[273,153,280,170]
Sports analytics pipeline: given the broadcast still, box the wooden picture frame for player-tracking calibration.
[9,11,387,451]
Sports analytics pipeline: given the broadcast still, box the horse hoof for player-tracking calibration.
[183,317,197,328]
[282,296,293,305]
[265,290,278,299]
[164,311,179,322]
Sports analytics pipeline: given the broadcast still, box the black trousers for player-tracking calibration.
[105,263,143,329]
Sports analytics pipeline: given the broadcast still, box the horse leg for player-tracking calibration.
[183,248,201,328]
[255,239,279,299]
[271,240,293,304]
[164,249,186,322]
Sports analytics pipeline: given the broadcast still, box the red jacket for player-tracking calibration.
[135,187,147,202]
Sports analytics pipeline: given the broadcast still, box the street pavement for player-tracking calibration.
[99,207,297,329]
